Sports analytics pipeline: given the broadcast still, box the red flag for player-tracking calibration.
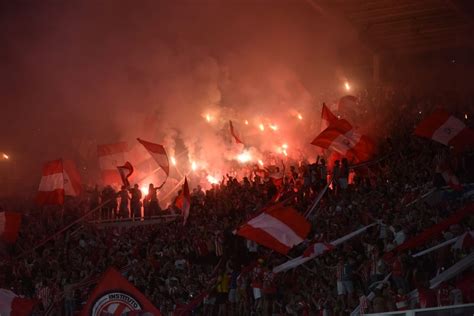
[311,119,374,162]
[117,161,134,187]
[229,120,243,144]
[0,212,21,243]
[63,159,82,196]
[385,203,474,260]
[79,268,162,316]
[321,103,338,131]
[236,206,310,254]
[36,159,65,205]
[137,138,169,177]
[97,142,129,185]
[415,109,474,151]
[0,289,36,316]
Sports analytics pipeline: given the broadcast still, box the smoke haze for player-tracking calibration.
[0,0,363,197]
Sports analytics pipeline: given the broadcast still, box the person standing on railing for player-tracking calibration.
[129,184,142,221]
[118,185,130,219]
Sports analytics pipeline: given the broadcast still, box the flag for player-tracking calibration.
[137,138,169,177]
[36,159,82,205]
[36,159,65,205]
[97,142,129,185]
[117,161,134,187]
[63,160,82,196]
[0,212,21,243]
[311,119,375,162]
[79,268,161,316]
[236,206,310,254]
[302,242,334,258]
[229,120,244,144]
[385,203,474,260]
[321,103,338,131]
[0,289,36,316]
[452,231,474,250]
[415,110,474,151]
[273,223,375,273]
[441,168,462,191]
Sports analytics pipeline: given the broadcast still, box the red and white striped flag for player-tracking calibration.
[321,103,338,131]
[311,119,374,162]
[36,159,65,205]
[137,138,169,177]
[0,212,21,243]
[63,160,82,197]
[415,110,474,151]
[236,206,310,254]
[117,161,134,187]
[97,142,129,185]
[229,120,244,144]
[0,289,36,316]
[36,159,82,205]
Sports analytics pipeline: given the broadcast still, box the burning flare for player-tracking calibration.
[207,175,220,185]
[269,123,278,131]
[344,81,351,91]
[236,151,252,163]
[140,185,149,196]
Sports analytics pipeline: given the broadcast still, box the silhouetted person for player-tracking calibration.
[118,185,130,219]
[129,184,142,220]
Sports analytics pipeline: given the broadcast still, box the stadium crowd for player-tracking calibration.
[1,88,474,316]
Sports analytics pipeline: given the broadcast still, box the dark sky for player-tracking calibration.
[0,0,360,196]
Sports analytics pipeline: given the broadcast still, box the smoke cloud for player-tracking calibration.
[0,0,360,198]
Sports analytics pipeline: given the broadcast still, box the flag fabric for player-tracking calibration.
[385,203,474,260]
[63,160,82,196]
[414,110,474,151]
[97,142,129,185]
[0,212,21,243]
[229,120,244,144]
[236,206,310,255]
[79,268,161,316]
[137,138,169,177]
[0,289,36,316]
[273,223,375,273]
[311,119,374,162]
[441,167,462,191]
[117,161,134,187]
[302,242,334,258]
[321,103,339,131]
[36,159,65,205]
[452,231,474,250]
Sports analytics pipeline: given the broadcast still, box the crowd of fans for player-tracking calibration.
[1,88,474,316]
